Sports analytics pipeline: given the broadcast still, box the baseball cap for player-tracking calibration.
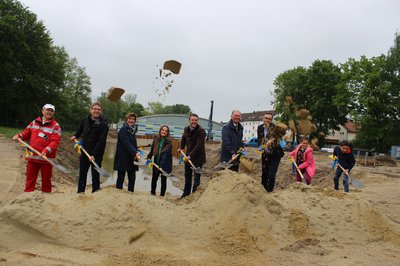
[43,104,55,111]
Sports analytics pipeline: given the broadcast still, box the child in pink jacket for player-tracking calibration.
[289,136,316,185]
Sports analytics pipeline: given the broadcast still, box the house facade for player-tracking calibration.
[325,122,359,144]
[241,110,275,141]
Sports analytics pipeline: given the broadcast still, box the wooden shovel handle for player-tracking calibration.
[291,157,305,181]
[18,139,52,164]
[74,140,92,159]
[179,150,197,169]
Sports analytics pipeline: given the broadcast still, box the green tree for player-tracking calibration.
[123,93,144,117]
[164,104,191,114]
[97,93,124,123]
[54,47,91,128]
[273,66,308,122]
[145,101,164,115]
[307,60,346,134]
[0,0,92,130]
[127,102,145,117]
[343,39,400,152]
[273,60,346,136]
[0,0,65,123]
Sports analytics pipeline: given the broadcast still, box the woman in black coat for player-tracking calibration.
[114,113,140,192]
[146,125,173,196]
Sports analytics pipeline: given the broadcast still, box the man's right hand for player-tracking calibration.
[70,136,77,142]
[12,134,20,141]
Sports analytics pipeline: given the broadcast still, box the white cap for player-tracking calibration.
[43,104,55,111]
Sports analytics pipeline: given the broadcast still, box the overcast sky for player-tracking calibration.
[19,0,400,122]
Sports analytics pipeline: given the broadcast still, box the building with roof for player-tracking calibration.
[117,114,224,141]
[241,110,275,141]
[325,122,359,144]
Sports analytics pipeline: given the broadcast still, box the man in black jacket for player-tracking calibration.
[71,102,109,193]
[179,113,206,198]
[257,112,278,192]
[220,110,244,172]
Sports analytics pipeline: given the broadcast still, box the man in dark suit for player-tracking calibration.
[257,112,281,192]
[220,110,244,172]
[179,113,206,198]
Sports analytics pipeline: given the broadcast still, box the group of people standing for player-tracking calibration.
[12,103,356,196]
[220,110,355,193]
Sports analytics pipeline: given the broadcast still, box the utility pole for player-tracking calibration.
[207,100,214,141]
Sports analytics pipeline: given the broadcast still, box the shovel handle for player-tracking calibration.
[226,148,243,165]
[179,150,197,169]
[291,157,305,181]
[152,162,169,176]
[74,140,93,160]
[18,139,53,164]
[337,163,350,177]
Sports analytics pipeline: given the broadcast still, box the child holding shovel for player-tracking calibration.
[333,140,355,192]
[146,125,173,196]
[289,136,315,185]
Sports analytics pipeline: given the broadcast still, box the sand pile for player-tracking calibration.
[0,168,399,265]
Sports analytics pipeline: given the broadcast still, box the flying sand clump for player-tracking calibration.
[154,60,181,98]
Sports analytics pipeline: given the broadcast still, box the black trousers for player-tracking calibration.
[229,163,239,172]
[77,154,102,193]
[116,170,136,192]
[261,158,281,192]
[182,163,202,197]
[151,170,167,196]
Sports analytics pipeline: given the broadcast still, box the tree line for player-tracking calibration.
[273,33,400,152]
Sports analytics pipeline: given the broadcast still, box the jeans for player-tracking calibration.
[334,168,349,192]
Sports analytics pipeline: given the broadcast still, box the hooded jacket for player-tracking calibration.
[290,144,316,177]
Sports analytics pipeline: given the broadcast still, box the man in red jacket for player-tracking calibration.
[12,104,61,192]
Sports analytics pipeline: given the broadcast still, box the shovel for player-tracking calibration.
[289,156,307,184]
[179,150,204,174]
[74,140,110,177]
[149,161,177,181]
[18,139,71,173]
[337,163,365,189]
[216,148,243,170]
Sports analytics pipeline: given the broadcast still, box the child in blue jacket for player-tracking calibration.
[333,140,355,192]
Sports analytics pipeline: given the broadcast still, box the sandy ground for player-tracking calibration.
[0,135,399,265]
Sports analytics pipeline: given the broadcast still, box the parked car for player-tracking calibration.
[244,137,258,147]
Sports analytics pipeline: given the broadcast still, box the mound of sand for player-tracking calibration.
[1,136,399,265]
[0,168,399,265]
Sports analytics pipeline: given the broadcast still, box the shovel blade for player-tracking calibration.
[191,167,204,174]
[215,162,232,170]
[55,165,71,173]
[350,178,365,188]
[93,166,110,177]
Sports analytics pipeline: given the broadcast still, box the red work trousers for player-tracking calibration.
[25,161,53,192]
